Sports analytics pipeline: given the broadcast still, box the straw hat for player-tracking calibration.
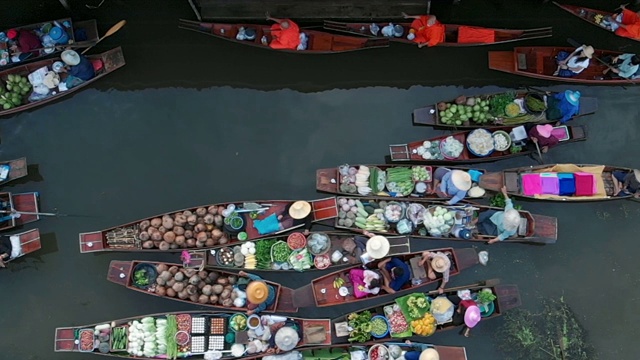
[289,201,311,219]
[581,46,594,59]
[61,50,80,66]
[419,348,440,360]
[450,170,472,191]
[564,90,581,106]
[274,326,299,351]
[503,209,521,232]
[464,305,482,328]
[536,124,553,138]
[246,281,269,304]
[634,169,640,183]
[366,236,390,259]
[431,253,450,273]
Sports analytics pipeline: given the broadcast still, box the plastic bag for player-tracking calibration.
[297,33,308,51]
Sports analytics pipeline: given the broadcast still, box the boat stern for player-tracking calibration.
[531,213,558,242]
[79,231,106,253]
[106,260,133,286]
[488,50,516,73]
[412,105,438,125]
[478,171,504,192]
[316,168,340,194]
[54,327,77,352]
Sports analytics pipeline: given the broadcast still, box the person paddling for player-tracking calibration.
[265,12,300,50]
[401,12,446,48]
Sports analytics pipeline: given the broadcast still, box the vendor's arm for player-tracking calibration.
[265,12,286,24]
[401,12,422,20]
[418,251,432,266]
[446,190,466,205]
[238,270,262,281]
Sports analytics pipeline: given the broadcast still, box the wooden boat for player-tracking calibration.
[79,198,338,253]
[552,2,639,43]
[290,248,479,309]
[0,47,125,117]
[3,228,41,264]
[323,21,552,46]
[488,46,640,85]
[183,231,411,272]
[179,19,389,54]
[300,343,468,360]
[0,191,40,231]
[389,125,587,163]
[331,278,521,344]
[107,260,299,313]
[479,163,636,202]
[333,196,558,244]
[0,18,98,69]
[412,90,598,129]
[317,165,486,198]
[0,157,28,186]
[54,310,331,359]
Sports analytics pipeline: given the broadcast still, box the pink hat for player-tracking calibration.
[464,305,481,328]
[7,29,17,40]
[536,124,553,138]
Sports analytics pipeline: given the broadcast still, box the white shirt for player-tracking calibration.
[567,46,590,73]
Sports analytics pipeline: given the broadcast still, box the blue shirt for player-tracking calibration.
[489,199,518,241]
[615,54,639,79]
[553,92,579,124]
[440,171,467,205]
[245,272,276,313]
[68,56,95,81]
[385,257,410,291]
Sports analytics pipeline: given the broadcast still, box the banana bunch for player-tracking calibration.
[244,254,256,269]
[333,277,345,289]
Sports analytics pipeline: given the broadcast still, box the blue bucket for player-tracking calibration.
[49,26,69,44]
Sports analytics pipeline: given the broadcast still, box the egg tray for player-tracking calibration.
[189,335,225,354]
[189,316,227,336]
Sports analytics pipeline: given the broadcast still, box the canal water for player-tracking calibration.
[1,0,638,359]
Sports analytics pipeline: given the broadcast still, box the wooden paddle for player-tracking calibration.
[566,38,635,88]
[0,209,67,217]
[81,20,126,55]
[425,278,501,296]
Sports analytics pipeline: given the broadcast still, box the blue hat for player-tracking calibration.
[565,90,580,106]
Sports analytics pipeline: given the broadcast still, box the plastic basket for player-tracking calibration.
[287,232,307,250]
[270,241,292,263]
[368,344,389,360]
[383,201,405,223]
[78,328,97,352]
[229,314,248,332]
[109,325,129,352]
[370,315,391,339]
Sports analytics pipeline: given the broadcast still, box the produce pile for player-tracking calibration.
[415,140,444,160]
[384,304,410,337]
[370,316,390,338]
[339,165,377,195]
[271,241,292,263]
[411,313,437,336]
[493,131,511,151]
[467,129,495,156]
[127,317,168,358]
[386,167,413,196]
[423,206,458,237]
[437,96,494,125]
[337,198,387,231]
[347,311,374,342]
[441,136,464,158]
[0,74,32,110]
[397,293,430,320]
[411,166,431,182]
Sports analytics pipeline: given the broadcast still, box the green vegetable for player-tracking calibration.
[525,94,546,112]
[271,241,292,263]
[165,315,178,359]
[370,317,388,336]
[255,238,277,268]
[134,269,149,286]
[489,92,516,117]
[477,291,497,304]
[347,311,373,342]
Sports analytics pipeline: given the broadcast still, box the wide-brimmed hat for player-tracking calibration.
[503,209,521,232]
[366,235,390,259]
[274,327,299,351]
[289,201,311,219]
[431,253,450,273]
[419,348,440,360]
[246,281,269,304]
[7,29,17,40]
[464,305,482,328]
[564,90,581,106]
[61,50,80,66]
[451,170,472,191]
[581,45,594,58]
[536,124,553,138]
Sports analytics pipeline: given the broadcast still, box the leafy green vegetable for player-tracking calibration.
[477,291,497,304]
[489,92,516,117]
[271,241,292,263]
[256,238,277,268]
[490,193,522,210]
[347,311,373,342]
[134,269,149,285]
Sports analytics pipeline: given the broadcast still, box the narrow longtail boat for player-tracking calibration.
[389,125,587,163]
[183,231,411,273]
[323,21,552,46]
[0,47,125,117]
[290,248,479,309]
[178,19,389,54]
[54,310,332,359]
[299,343,468,360]
[0,191,40,231]
[106,260,299,313]
[78,197,338,254]
[479,163,637,202]
[552,2,639,43]
[0,157,28,186]
[488,46,640,85]
[330,279,520,344]
[0,18,98,70]
[412,90,598,129]
[333,196,558,244]
[3,228,41,265]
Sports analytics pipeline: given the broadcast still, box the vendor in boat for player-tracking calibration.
[401,12,445,48]
[433,169,472,205]
[612,169,640,198]
[609,4,640,40]
[402,347,441,360]
[544,90,580,125]
[265,12,300,50]
[341,230,377,262]
[237,271,276,315]
[7,28,42,62]
[254,200,312,236]
[472,186,521,244]
[451,296,481,337]
[528,124,560,154]
[418,251,451,294]
[0,236,13,268]
[377,254,410,294]
[553,45,593,78]
[349,268,381,298]
[59,50,96,88]
[602,53,640,79]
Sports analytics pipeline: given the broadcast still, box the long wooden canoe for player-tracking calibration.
[4,228,41,264]
[290,248,479,308]
[54,310,331,359]
[552,2,639,43]
[488,46,640,85]
[389,125,587,163]
[323,21,552,46]
[333,196,558,244]
[79,198,338,253]
[1,18,98,70]
[412,90,598,129]
[317,165,486,198]
[331,278,520,344]
[0,157,28,186]
[479,163,636,202]
[0,46,125,117]
[107,260,299,313]
[300,343,468,360]
[184,231,411,272]
[0,191,40,231]
[179,19,389,54]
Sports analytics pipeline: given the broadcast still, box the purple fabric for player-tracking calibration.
[522,173,542,195]
[540,173,560,195]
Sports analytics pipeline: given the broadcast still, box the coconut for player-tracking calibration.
[222,298,233,307]
[197,294,208,304]
[162,217,174,229]
[170,243,178,249]
[142,241,154,249]
[166,279,176,288]
[173,282,185,292]
[228,275,237,285]
[196,207,207,217]
[158,226,167,234]
[157,264,169,273]
[186,239,196,247]
[197,281,206,289]
[153,241,161,248]
[205,238,216,247]
[175,236,186,246]
[160,271,172,281]
[163,231,176,243]
[166,288,176,297]
[178,290,189,300]
[214,215,223,227]
[186,284,198,295]
[184,268,197,277]
[206,224,214,231]
[189,275,200,285]
[209,295,219,304]
[139,220,150,231]
[184,230,194,239]
[196,241,205,248]
[437,102,447,111]
[138,231,150,241]
[217,206,226,215]
[184,224,194,231]
[198,270,208,280]
[213,284,223,295]
[169,266,179,275]
[216,277,228,285]
[150,218,162,228]
[190,294,200,303]
[212,229,223,239]
[208,206,218,215]
[183,210,193,217]
[147,226,158,234]
[155,286,167,296]
[194,224,206,233]
[174,215,187,227]
[174,272,185,282]
[197,217,205,225]
[219,235,229,245]
[196,232,208,242]
[208,272,219,282]
[187,215,197,226]
[173,226,185,235]
[455,95,467,105]
[156,277,166,286]
[151,232,163,241]
[202,285,213,296]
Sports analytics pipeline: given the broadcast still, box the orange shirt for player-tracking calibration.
[410,16,445,47]
[615,9,640,39]
[269,20,300,50]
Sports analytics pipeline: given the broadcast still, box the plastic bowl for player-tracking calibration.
[175,331,190,346]
[287,232,307,250]
[383,201,405,223]
[439,138,463,160]
[370,315,391,338]
[466,129,495,157]
[229,314,248,332]
[313,254,331,269]
[492,130,512,152]
[131,263,158,290]
[368,344,390,360]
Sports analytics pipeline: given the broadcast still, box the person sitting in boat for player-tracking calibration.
[433,169,472,205]
[401,12,445,48]
[609,4,640,40]
[528,124,560,154]
[7,28,42,62]
[602,53,640,79]
[265,12,300,50]
[0,236,14,268]
[237,271,276,315]
[253,201,312,236]
[553,45,593,78]
[418,251,451,294]
[544,90,580,125]
[349,268,381,298]
[377,256,410,294]
[340,230,377,262]
[401,346,441,360]
[471,186,521,244]
[450,297,481,337]
[59,50,95,88]
[612,169,640,198]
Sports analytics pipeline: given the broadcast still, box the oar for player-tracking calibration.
[81,20,127,55]
[0,209,67,217]
[425,278,501,296]
[533,141,545,164]
[566,38,635,88]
